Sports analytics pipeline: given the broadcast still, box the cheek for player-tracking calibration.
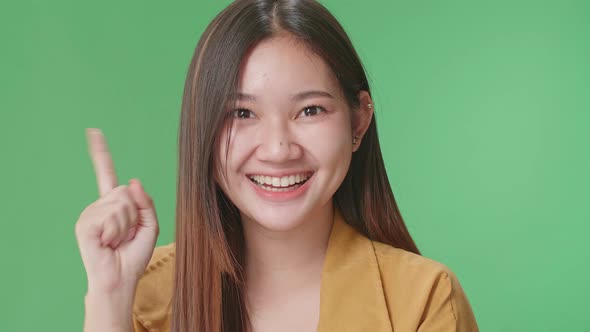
[303,114,352,167]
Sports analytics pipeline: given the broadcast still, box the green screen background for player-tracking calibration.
[2,0,588,330]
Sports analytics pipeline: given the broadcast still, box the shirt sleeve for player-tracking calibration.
[417,269,479,332]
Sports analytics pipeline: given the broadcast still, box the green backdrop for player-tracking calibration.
[2,0,588,331]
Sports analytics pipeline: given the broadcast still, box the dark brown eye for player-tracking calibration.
[300,105,325,117]
[232,108,254,119]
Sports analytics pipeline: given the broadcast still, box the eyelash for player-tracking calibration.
[231,104,327,119]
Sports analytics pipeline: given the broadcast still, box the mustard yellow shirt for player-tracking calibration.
[132,210,479,331]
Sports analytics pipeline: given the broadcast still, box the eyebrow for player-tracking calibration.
[232,90,335,102]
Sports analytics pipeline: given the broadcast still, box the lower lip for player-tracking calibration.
[247,175,314,201]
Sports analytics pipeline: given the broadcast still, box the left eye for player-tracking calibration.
[299,105,326,117]
[232,108,255,119]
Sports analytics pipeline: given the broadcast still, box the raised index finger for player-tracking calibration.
[86,128,119,197]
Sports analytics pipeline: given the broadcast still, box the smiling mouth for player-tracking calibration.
[248,172,313,192]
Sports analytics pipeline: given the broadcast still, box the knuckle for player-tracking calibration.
[75,210,93,235]
[116,210,128,226]
[114,199,128,212]
[78,204,92,219]
[74,221,83,236]
[108,210,119,223]
[102,221,113,233]
[105,219,119,236]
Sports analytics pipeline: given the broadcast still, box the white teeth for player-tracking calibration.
[249,172,312,189]
[280,177,288,187]
[272,177,281,187]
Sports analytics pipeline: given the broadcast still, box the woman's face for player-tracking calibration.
[216,35,363,232]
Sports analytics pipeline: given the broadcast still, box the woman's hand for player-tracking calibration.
[75,128,160,296]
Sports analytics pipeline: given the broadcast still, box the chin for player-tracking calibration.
[243,208,310,232]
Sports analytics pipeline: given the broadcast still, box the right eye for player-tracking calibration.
[231,108,255,119]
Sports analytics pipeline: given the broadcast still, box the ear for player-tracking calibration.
[351,90,374,152]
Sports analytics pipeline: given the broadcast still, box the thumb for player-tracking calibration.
[128,178,159,230]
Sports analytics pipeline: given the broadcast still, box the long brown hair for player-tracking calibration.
[173,1,420,331]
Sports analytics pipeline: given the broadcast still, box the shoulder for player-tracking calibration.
[371,241,479,331]
[132,243,176,332]
[372,240,451,282]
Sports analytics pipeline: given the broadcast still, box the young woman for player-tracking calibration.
[76,0,479,331]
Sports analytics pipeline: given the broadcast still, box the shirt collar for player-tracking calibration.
[317,208,393,331]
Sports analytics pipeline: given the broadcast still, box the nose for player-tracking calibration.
[255,118,302,163]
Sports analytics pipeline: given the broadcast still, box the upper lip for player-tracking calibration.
[245,170,314,177]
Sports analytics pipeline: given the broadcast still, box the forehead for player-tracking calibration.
[236,35,341,99]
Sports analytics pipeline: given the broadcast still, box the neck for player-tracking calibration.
[241,202,335,298]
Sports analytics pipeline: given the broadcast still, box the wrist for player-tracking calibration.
[84,289,135,332]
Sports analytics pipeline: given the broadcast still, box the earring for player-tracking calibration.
[352,135,359,145]
[367,103,372,109]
